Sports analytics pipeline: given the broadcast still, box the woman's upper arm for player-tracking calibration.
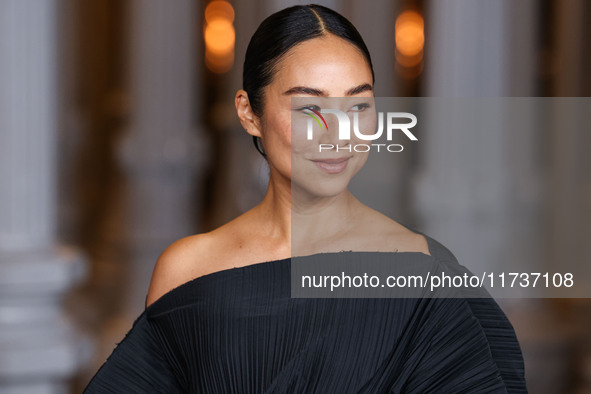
[85,235,214,392]
[83,310,183,393]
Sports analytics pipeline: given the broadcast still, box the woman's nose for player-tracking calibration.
[318,110,350,147]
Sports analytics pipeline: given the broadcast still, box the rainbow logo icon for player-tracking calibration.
[303,108,328,131]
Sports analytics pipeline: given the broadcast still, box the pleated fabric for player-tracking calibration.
[84,234,527,393]
[83,308,183,393]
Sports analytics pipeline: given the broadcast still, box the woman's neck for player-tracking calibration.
[253,170,360,253]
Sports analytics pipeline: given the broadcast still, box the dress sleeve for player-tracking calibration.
[465,298,527,393]
[397,297,525,393]
[83,309,183,394]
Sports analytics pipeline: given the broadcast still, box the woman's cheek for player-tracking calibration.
[289,115,315,154]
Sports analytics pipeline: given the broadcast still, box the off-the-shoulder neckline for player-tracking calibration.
[144,231,436,314]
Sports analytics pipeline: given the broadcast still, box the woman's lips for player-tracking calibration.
[311,157,351,174]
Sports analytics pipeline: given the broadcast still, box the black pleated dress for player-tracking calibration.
[84,233,527,393]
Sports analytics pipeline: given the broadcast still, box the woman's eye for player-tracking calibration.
[349,103,370,112]
[296,105,321,113]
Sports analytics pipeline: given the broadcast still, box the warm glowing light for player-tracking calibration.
[204,0,235,73]
[204,18,235,55]
[396,52,423,68]
[206,49,234,74]
[205,0,235,24]
[395,10,424,57]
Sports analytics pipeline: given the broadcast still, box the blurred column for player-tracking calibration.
[0,0,89,393]
[414,0,542,277]
[117,0,207,317]
[416,0,508,269]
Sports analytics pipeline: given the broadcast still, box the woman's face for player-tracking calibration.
[257,34,375,198]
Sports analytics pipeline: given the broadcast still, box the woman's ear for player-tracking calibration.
[235,90,262,138]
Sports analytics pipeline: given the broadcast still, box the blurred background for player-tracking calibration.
[0,0,589,392]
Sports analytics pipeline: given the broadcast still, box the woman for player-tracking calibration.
[85,4,526,393]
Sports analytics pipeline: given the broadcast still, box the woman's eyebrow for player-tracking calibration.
[345,83,373,96]
[283,86,327,96]
[283,84,373,96]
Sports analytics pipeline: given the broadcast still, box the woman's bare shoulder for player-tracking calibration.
[145,233,215,308]
[146,216,253,304]
[145,212,258,308]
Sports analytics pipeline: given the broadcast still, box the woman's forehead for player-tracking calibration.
[270,35,373,96]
